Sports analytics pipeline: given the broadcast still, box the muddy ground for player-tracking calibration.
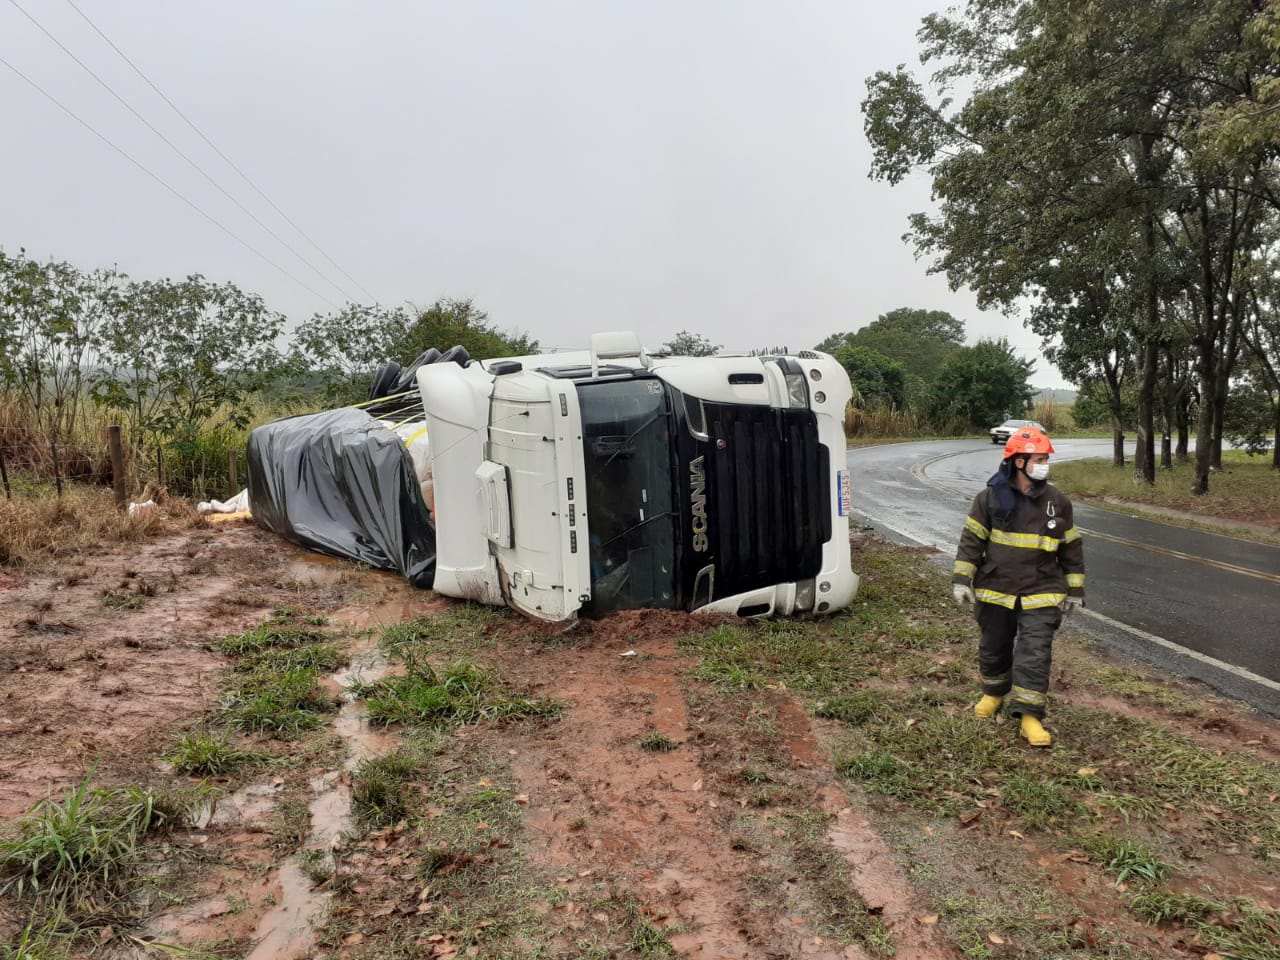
[1,519,1277,959]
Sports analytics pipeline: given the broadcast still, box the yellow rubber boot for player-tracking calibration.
[1020,715,1052,747]
[974,695,1003,719]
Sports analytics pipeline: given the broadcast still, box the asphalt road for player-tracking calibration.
[848,439,1280,715]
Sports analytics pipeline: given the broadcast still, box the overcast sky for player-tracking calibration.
[0,1,1070,388]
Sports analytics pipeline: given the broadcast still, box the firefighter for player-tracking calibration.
[950,426,1085,747]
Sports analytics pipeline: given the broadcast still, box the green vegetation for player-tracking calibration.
[1049,454,1280,538]
[862,0,1280,490]
[678,536,1280,957]
[1079,834,1170,886]
[163,729,276,776]
[350,742,436,828]
[637,730,679,752]
[356,656,561,728]
[0,773,207,908]
[217,610,342,739]
[377,604,506,655]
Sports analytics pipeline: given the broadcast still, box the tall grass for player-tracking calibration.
[1,390,321,500]
[0,485,202,569]
[843,402,920,440]
[0,773,208,906]
[1031,398,1061,432]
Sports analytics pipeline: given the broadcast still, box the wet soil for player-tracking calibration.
[2,520,1279,958]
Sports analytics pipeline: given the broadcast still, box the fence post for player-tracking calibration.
[50,439,63,497]
[0,444,10,499]
[228,448,239,497]
[108,425,127,510]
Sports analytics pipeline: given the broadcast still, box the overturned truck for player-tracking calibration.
[248,332,859,622]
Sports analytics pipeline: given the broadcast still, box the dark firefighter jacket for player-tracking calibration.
[951,464,1085,610]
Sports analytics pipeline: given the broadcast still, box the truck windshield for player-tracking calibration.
[576,378,677,615]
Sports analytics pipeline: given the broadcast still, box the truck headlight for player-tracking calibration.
[794,578,816,611]
[785,371,808,408]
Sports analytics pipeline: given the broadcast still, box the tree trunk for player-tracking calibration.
[1176,389,1191,462]
[1273,400,1280,470]
[1135,339,1158,484]
[1193,351,1215,495]
[1113,425,1126,466]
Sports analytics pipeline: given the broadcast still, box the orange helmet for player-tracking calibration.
[1004,425,1054,458]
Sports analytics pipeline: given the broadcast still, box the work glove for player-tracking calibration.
[952,584,975,608]
[1062,596,1085,617]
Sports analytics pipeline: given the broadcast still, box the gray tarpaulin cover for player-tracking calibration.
[247,407,435,587]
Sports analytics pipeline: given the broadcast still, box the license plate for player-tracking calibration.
[837,470,852,517]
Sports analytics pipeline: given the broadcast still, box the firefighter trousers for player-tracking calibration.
[975,601,1062,719]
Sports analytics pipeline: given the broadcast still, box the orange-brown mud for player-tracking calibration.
[2,520,1278,959]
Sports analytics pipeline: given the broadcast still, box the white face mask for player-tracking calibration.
[1027,462,1050,482]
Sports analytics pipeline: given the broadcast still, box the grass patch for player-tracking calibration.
[0,773,207,909]
[0,912,72,960]
[217,611,330,656]
[1127,890,1224,924]
[162,729,276,776]
[1050,453,1280,540]
[268,798,312,852]
[638,730,679,752]
[217,609,342,739]
[235,641,346,674]
[351,742,436,829]
[1128,891,1280,959]
[357,656,561,729]
[1079,834,1170,886]
[221,666,337,738]
[626,901,677,957]
[998,776,1078,830]
[378,604,508,654]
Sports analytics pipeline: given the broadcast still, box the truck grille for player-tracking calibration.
[703,404,829,591]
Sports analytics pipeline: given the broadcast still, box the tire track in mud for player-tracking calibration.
[490,623,957,960]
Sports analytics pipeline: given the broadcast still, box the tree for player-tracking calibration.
[397,298,536,362]
[92,275,285,452]
[834,345,907,409]
[929,338,1035,432]
[290,303,411,403]
[819,308,964,385]
[0,250,121,446]
[661,330,720,356]
[861,0,1272,492]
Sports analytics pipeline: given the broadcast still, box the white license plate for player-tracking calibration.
[837,470,852,517]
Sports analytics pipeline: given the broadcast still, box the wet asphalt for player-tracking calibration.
[847,439,1280,715]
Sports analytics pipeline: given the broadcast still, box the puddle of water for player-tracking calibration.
[331,597,445,630]
[245,861,327,960]
[284,556,348,586]
[238,649,401,958]
[148,636,405,955]
[309,770,353,847]
[198,781,282,828]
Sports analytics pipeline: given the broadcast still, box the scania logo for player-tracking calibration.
[690,455,709,552]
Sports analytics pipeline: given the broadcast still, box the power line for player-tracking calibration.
[0,52,340,307]
[60,0,381,304]
[6,0,359,304]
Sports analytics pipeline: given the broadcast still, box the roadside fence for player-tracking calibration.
[0,428,244,507]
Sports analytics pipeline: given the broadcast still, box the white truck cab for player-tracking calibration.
[418,332,858,622]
